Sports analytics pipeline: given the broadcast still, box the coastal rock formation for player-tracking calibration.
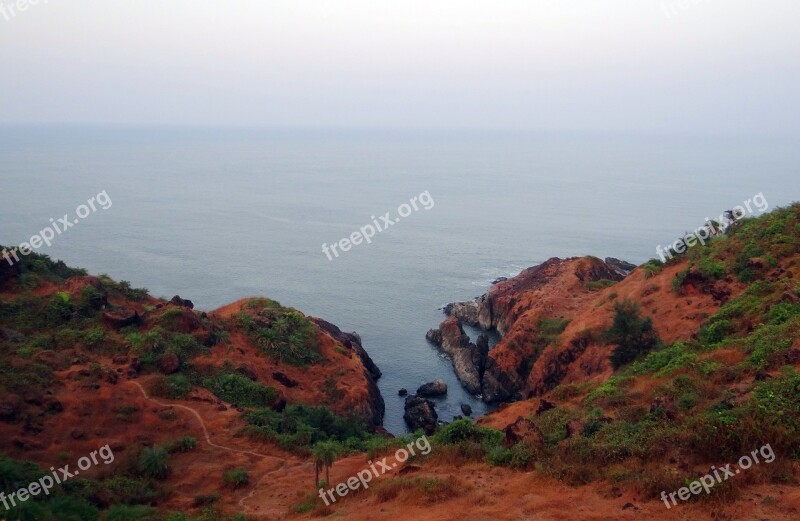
[426,317,486,395]
[604,257,637,277]
[417,380,448,397]
[403,395,438,434]
[310,317,385,427]
[437,257,630,402]
[443,300,481,327]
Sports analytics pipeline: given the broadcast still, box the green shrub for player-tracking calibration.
[585,279,617,291]
[150,374,193,400]
[83,327,106,348]
[138,447,169,480]
[698,319,733,345]
[203,373,277,408]
[105,505,157,521]
[604,300,660,369]
[223,468,250,489]
[642,259,663,278]
[237,305,321,366]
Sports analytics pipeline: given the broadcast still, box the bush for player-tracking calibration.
[203,373,277,408]
[168,437,198,453]
[138,447,169,480]
[237,304,321,366]
[223,468,250,489]
[105,505,157,521]
[604,300,660,369]
[242,403,379,453]
[698,319,734,345]
[149,374,192,400]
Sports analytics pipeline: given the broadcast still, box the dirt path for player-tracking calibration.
[127,380,299,517]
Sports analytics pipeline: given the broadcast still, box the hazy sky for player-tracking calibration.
[1,0,798,135]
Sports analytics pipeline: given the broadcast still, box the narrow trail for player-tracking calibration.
[127,380,305,516]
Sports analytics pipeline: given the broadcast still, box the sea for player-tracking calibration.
[1,125,797,433]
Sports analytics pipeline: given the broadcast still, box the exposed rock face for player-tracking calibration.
[476,257,624,336]
[271,371,298,388]
[158,353,181,374]
[502,416,544,448]
[417,380,447,398]
[605,257,637,277]
[403,395,438,434]
[170,295,195,309]
[535,399,556,415]
[425,317,486,395]
[439,257,627,403]
[309,317,385,428]
[102,308,142,329]
[443,300,481,327]
[566,419,585,438]
[460,403,472,416]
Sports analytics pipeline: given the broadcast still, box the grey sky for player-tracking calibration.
[1,0,798,135]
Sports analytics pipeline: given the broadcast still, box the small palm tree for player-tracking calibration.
[311,441,339,488]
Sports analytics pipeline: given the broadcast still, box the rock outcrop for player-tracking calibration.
[403,395,438,434]
[417,380,447,397]
[310,317,385,428]
[436,257,629,403]
[425,317,486,395]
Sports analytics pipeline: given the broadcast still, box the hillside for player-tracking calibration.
[1,203,799,521]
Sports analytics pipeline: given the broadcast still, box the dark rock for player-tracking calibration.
[105,371,119,385]
[605,257,637,277]
[158,353,181,375]
[129,357,141,374]
[235,364,258,381]
[398,464,422,475]
[70,429,86,440]
[44,398,64,413]
[398,388,408,397]
[754,371,772,382]
[453,415,463,421]
[566,419,585,438]
[170,295,194,309]
[622,502,636,510]
[103,308,141,329]
[0,396,21,423]
[460,403,472,416]
[650,396,677,420]
[272,371,298,388]
[502,416,544,448]
[403,395,438,434]
[535,399,556,415]
[417,380,447,398]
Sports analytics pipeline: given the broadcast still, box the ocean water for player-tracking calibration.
[1,125,798,434]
